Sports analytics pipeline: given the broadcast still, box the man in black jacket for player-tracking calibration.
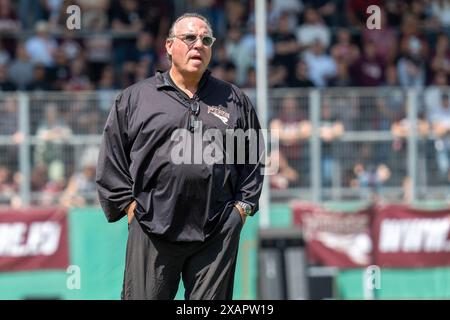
[96,13,265,300]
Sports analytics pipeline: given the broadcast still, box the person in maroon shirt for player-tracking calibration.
[350,41,385,87]
[269,95,311,187]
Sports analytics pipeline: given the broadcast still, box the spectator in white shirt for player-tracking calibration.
[302,39,336,87]
[424,71,449,118]
[25,21,57,67]
[296,7,330,49]
[431,0,450,27]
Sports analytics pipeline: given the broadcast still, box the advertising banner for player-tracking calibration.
[373,205,450,267]
[292,202,373,268]
[0,208,69,272]
[293,203,450,268]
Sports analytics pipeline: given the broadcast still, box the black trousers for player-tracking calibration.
[121,207,243,300]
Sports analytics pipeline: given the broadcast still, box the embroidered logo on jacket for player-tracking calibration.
[207,106,230,125]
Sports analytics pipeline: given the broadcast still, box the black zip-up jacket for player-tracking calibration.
[96,70,264,242]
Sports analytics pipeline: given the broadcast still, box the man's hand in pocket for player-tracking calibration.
[125,201,137,224]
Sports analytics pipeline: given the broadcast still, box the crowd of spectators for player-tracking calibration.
[0,0,449,91]
[0,0,450,206]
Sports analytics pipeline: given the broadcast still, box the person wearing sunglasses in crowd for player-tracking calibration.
[96,13,264,300]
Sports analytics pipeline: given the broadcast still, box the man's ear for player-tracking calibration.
[165,39,173,58]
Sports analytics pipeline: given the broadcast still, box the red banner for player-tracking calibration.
[292,203,450,268]
[373,205,450,268]
[0,207,69,272]
[292,202,373,268]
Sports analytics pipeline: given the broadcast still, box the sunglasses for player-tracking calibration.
[189,100,200,132]
[172,33,216,47]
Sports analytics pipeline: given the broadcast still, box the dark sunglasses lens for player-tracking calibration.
[202,36,213,46]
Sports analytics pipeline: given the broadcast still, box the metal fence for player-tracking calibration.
[0,91,113,207]
[0,87,449,208]
[267,87,450,203]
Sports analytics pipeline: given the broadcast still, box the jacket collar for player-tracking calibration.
[155,69,211,96]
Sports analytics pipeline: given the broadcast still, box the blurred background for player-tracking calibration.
[0,0,449,300]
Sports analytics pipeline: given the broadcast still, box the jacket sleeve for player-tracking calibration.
[96,91,134,222]
[234,92,265,215]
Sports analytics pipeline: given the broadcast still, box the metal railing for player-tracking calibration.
[0,87,449,207]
